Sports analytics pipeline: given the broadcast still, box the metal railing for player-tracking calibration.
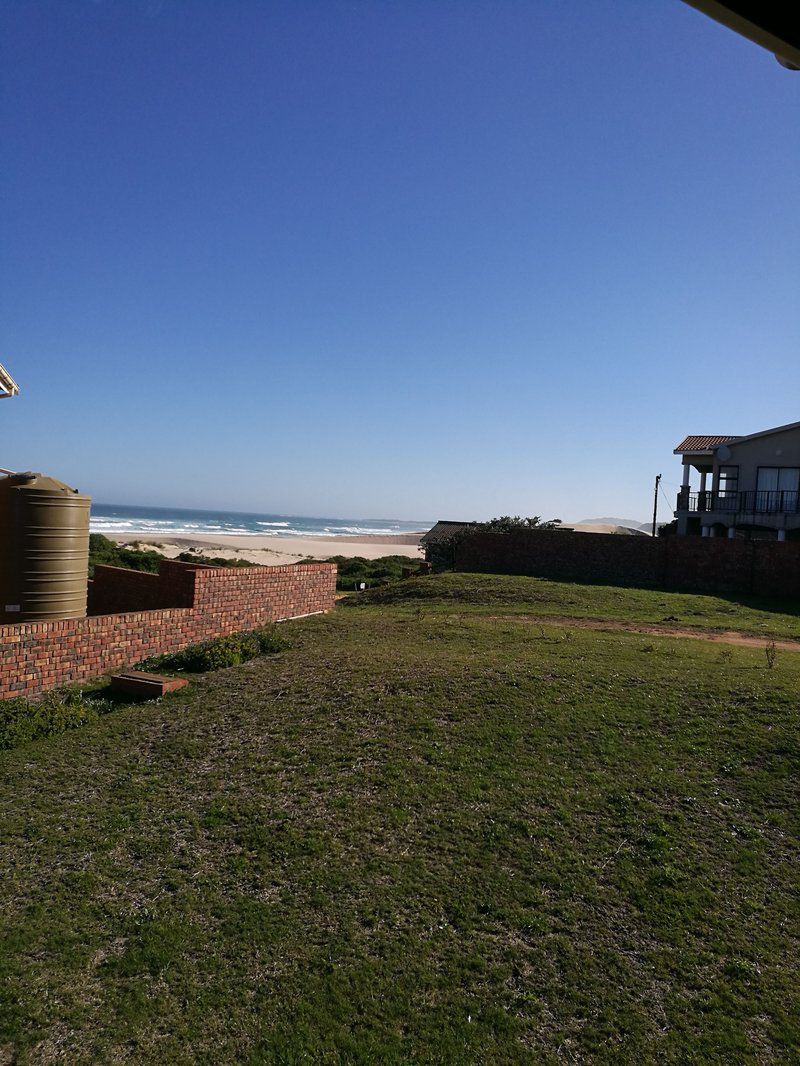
[678,489,800,515]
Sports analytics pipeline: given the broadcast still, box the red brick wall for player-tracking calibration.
[0,560,336,700]
[454,529,800,599]
[88,560,199,614]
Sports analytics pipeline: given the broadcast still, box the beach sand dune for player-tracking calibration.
[110,531,424,567]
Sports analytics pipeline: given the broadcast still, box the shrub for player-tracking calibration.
[89,534,259,578]
[138,626,288,674]
[175,551,254,568]
[88,533,163,577]
[765,640,777,670]
[0,689,112,750]
[255,628,287,654]
[328,554,416,591]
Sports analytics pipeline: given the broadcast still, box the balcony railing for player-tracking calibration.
[677,489,800,515]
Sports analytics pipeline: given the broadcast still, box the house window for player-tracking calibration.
[757,467,799,493]
[717,466,738,509]
[756,467,799,512]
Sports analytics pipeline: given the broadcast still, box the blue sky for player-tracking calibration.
[2,1,798,523]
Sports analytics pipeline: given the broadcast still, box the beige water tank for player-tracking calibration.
[0,473,91,623]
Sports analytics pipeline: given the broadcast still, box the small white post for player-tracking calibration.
[701,526,709,537]
[777,529,786,542]
[708,526,716,538]
[728,526,735,539]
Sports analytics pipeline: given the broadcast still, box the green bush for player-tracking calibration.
[327,554,418,591]
[255,628,286,654]
[89,534,259,578]
[139,626,288,674]
[88,533,163,577]
[175,551,254,568]
[0,689,112,750]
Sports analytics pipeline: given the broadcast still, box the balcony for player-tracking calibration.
[677,489,800,515]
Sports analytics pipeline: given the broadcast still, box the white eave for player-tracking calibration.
[0,363,19,398]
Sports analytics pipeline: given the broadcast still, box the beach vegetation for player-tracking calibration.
[88,533,163,576]
[479,514,562,532]
[175,550,254,568]
[88,533,260,577]
[326,554,419,591]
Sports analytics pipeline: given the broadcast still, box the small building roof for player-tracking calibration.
[674,434,738,454]
[420,520,477,545]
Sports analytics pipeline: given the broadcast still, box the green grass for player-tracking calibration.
[1,574,798,1062]
[352,571,800,640]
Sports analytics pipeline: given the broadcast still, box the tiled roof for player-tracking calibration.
[674,434,738,453]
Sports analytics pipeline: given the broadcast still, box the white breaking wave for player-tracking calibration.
[90,508,426,539]
[323,525,403,535]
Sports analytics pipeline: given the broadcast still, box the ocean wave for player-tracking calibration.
[90,509,425,539]
[323,525,402,535]
[90,523,273,537]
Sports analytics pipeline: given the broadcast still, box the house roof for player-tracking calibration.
[674,434,738,454]
[675,419,800,455]
[420,520,477,545]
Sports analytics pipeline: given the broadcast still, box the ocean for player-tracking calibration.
[90,503,429,539]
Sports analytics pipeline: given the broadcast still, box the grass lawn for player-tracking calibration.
[1,574,798,1062]
[355,571,800,640]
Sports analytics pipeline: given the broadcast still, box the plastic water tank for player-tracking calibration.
[0,473,91,622]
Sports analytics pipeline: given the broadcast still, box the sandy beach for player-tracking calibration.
[109,531,424,567]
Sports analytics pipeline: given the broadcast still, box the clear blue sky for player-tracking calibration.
[2,1,798,523]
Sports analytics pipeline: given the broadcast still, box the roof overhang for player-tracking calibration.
[0,364,19,399]
[681,2,800,70]
[673,434,740,454]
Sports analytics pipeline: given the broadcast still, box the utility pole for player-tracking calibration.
[651,474,662,537]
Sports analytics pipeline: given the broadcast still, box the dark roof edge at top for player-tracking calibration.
[420,520,478,544]
[738,418,800,443]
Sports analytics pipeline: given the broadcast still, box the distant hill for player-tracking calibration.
[578,517,651,533]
